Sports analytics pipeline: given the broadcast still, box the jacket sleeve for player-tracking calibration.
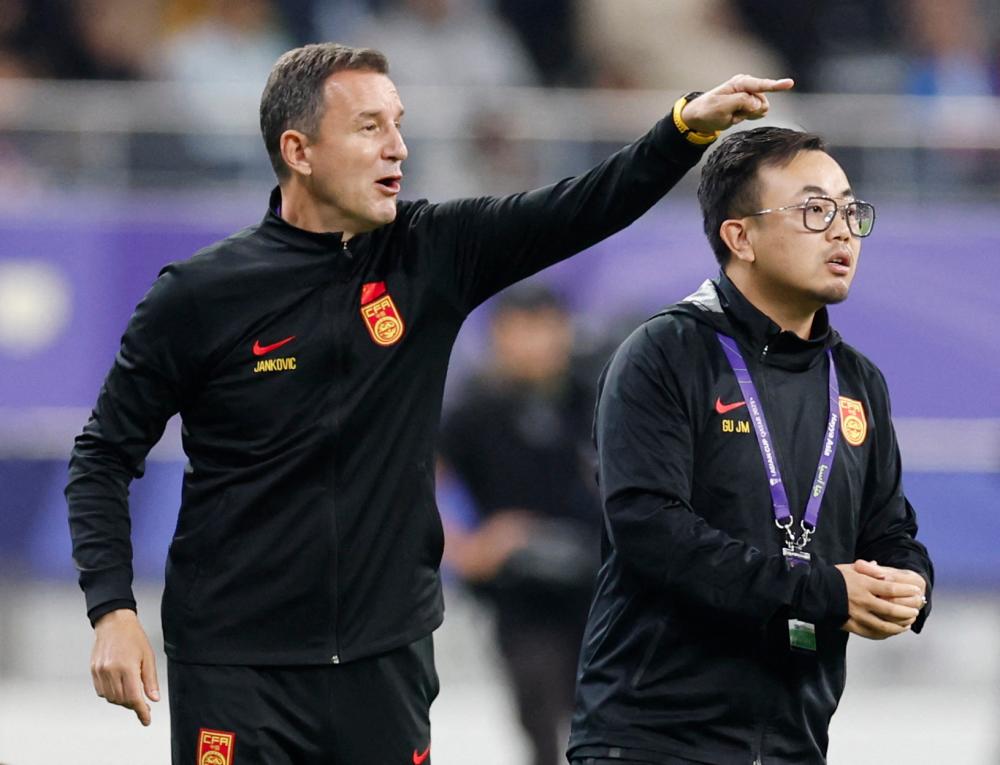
[595,325,848,629]
[65,265,202,625]
[414,113,708,312]
[853,367,935,631]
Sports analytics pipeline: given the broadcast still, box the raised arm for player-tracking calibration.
[417,74,795,311]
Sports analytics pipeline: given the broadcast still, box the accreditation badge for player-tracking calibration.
[788,619,817,652]
[783,547,817,652]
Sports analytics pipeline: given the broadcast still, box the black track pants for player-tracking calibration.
[169,635,438,765]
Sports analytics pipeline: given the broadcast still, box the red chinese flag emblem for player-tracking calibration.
[360,280,387,305]
[197,728,235,765]
[360,282,405,346]
[838,396,867,446]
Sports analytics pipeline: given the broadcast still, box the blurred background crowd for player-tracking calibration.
[1,0,999,198]
[3,0,999,93]
[1,2,998,764]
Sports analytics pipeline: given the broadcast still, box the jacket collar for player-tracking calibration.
[714,272,835,370]
[258,186,356,253]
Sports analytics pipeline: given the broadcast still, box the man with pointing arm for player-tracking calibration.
[67,41,793,763]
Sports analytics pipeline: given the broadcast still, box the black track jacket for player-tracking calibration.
[66,114,707,665]
[568,276,933,765]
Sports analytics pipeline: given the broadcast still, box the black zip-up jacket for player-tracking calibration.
[65,115,707,665]
[568,275,933,765]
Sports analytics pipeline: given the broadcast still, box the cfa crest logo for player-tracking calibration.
[197,728,235,765]
[360,281,405,346]
[838,396,867,446]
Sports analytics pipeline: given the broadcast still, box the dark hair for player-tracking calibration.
[259,43,389,180]
[697,127,827,266]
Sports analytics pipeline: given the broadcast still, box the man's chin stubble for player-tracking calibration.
[813,285,850,306]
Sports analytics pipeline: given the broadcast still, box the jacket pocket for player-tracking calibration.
[180,486,232,615]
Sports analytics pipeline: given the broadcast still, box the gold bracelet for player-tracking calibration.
[672,95,721,145]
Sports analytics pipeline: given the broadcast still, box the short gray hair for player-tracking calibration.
[259,43,390,179]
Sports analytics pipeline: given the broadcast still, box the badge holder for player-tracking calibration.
[783,546,817,653]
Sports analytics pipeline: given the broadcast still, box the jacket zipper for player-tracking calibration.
[328,240,350,665]
[750,625,767,764]
[752,727,764,764]
[751,646,769,764]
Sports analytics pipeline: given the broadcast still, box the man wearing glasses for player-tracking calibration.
[568,126,933,765]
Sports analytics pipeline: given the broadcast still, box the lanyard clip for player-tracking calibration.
[798,521,815,549]
[777,517,814,552]
[775,515,796,548]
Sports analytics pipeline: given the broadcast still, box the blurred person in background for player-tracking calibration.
[897,0,1000,191]
[297,0,376,49]
[439,283,601,765]
[0,0,158,184]
[65,38,792,761]
[155,0,293,177]
[901,0,998,96]
[577,0,781,89]
[495,0,588,86]
[71,0,161,79]
[354,0,540,199]
[0,0,155,79]
[568,126,934,765]
[729,1,903,93]
[0,0,70,78]
[158,0,292,85]
[356,0,537,89]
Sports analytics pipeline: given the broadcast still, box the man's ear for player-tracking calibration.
[719,219,755,264]
[280,129,312,177]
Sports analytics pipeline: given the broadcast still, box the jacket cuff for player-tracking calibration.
[649,113,714,167]
[80,565,136,624]
[793,563,848,627]
[88,599,137,627]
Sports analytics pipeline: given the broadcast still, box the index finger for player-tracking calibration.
[732,75,795,93]
[122,671,152,726]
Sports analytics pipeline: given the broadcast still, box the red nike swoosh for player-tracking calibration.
[252,336,295,356]
[715,397,746,414]
[412,746,431,765]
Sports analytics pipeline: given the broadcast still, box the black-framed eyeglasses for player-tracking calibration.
[745,196,876,238]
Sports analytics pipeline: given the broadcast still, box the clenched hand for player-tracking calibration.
[853,558,928,612]
[836,561,922,640]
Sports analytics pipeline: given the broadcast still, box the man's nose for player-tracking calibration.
[385,126,407,161]
[829,207,852,240]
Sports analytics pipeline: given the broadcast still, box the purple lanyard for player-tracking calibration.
[716,333,839,550]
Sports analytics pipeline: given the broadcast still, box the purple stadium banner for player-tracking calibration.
[1,197,997,415]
